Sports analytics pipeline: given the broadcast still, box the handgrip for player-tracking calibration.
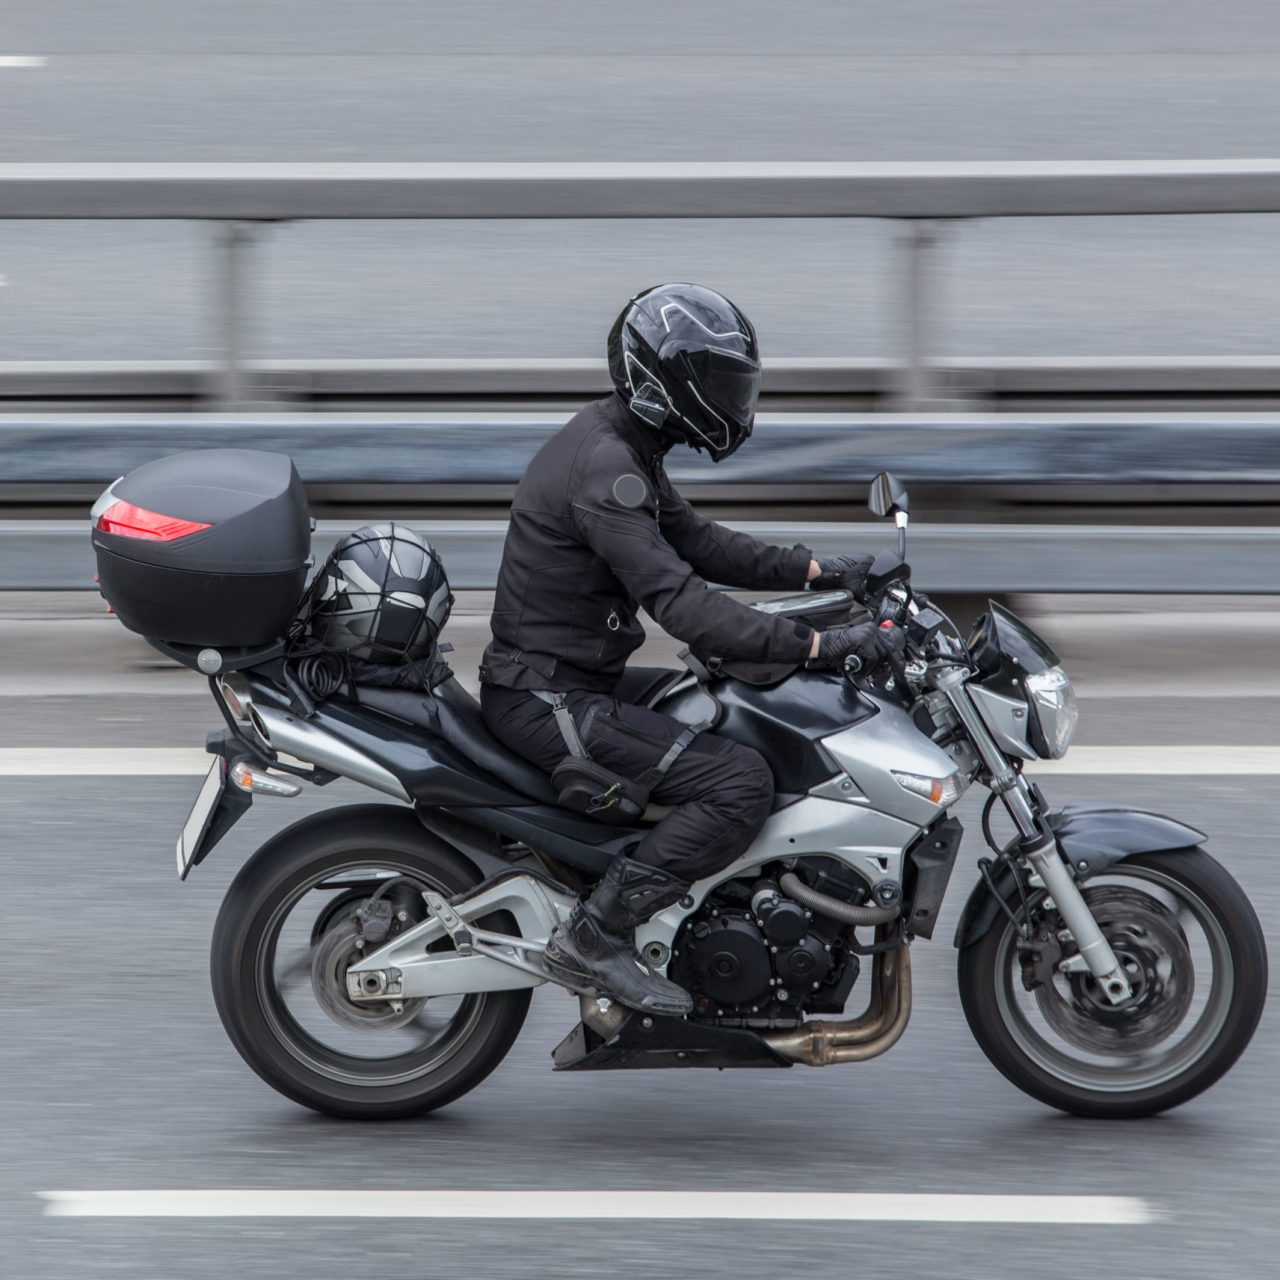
[878,620,910,686]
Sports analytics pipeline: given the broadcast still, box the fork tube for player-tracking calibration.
[932,667,1037,838]
[1019,841,1131,1003]
[933,667,1131,1003]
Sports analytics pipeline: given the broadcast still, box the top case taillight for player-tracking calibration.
[95,500,212,542]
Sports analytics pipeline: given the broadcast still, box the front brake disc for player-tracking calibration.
[1033,885,1194,1055]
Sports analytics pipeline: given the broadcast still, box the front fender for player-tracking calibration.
[953,804,1205,950]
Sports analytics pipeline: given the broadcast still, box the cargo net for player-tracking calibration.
[285,522,454,708]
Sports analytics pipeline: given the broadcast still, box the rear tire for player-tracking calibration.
[211,804,531,1119]
[958,848,1267,1118]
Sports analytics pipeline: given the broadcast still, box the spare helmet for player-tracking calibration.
[299,522,452,663]
[607,282,762,463]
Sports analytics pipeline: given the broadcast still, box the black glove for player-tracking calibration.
[810,553,875,596]
[807,620,907,672]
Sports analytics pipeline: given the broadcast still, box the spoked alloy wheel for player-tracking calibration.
[212,806,530,1119]
[959,849,1266,1118]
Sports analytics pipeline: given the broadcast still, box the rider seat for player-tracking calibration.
[353,679,560,805]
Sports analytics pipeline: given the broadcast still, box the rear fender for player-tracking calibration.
[953,804,1205,950]
[247,803,484,883]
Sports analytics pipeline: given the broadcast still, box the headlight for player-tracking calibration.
[1025,666,1077,760]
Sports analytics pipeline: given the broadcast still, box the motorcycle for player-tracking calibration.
[141,468,1266,1120]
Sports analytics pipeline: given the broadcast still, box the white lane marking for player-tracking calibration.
[1026,746,1280,775]
[0,56,47,68]
[0,746,1271,778]
[0,748,209,776]
[38,1189,1156,1225]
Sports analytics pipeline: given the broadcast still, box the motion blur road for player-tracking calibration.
[6,2,1280,361]
[2,592,1276,1276]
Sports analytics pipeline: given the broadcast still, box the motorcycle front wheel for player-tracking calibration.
[958,848,1266,1118]
[211,804,531,1119]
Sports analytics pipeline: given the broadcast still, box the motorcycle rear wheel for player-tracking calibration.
[211,804,531,1119]
[958,848,1266,1118]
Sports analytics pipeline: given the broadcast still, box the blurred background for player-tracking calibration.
[2,3,1278,1278]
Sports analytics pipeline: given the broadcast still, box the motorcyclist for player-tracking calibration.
[479,283,904,1016]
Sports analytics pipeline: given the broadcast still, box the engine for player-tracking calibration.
[669,875,860,1026]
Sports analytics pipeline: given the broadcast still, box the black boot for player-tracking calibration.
[542,857,693,1017]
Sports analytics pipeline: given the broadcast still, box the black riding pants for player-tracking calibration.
[480,667,774,884]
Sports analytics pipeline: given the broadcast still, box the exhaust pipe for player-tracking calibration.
[251,703,410,802]
[762,934,912,1066]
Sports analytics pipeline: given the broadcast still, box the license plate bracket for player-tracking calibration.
[176,757,252,879]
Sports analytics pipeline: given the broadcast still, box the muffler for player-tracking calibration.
[250,703,410,801]
[762,934,912,1066]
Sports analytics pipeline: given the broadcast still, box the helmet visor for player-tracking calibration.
[686,347,761,429]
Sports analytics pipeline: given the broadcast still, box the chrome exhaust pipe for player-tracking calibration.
[762,935,912,1066]
[251,703,410,801]
[216,672,256,724]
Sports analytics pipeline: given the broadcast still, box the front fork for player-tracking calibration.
[936,669,1132,1005]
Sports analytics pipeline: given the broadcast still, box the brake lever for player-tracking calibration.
[886,650,910,688]
[878,620,912,689]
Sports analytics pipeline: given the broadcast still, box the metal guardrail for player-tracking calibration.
[9,160,1280,219]
[7,161,1280,409]
[16,520,1280,595]
[7,413,1280,487]
[6,162,1280,594]
[10,357,1280,406]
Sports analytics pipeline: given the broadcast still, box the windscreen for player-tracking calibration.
[970,601,1062,699]
[990,601,1061,673]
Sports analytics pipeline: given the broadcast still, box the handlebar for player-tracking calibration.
[750,571,968,689]
[858,573,971,690]
[749,587,857,618]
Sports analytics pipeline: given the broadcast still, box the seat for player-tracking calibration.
[352,679,805,823]
[353,679,559,806]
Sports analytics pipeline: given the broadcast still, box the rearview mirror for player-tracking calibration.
[868,471,909,518]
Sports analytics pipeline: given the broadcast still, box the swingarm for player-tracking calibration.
[344,873,577,1001]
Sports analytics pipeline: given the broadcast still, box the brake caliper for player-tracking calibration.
[1016,926,1064,993]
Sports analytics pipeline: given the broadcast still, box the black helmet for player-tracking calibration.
[299,522,452,663]
[607,283,761,463]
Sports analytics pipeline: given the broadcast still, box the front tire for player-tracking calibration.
[211,805,531,1119]
[958,848,1267,1118]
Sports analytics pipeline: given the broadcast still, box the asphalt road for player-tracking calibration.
[1,595,1276,1276]
[5,2,1280,362]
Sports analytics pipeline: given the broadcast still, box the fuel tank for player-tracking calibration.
[657,669,874,793]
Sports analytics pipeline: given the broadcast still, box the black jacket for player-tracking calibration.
[480,396,814,693]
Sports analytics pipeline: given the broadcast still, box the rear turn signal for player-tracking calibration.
[95,500,211,542]
[229,761,302,798]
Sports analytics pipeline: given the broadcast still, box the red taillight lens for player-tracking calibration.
[95,500,211,542]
